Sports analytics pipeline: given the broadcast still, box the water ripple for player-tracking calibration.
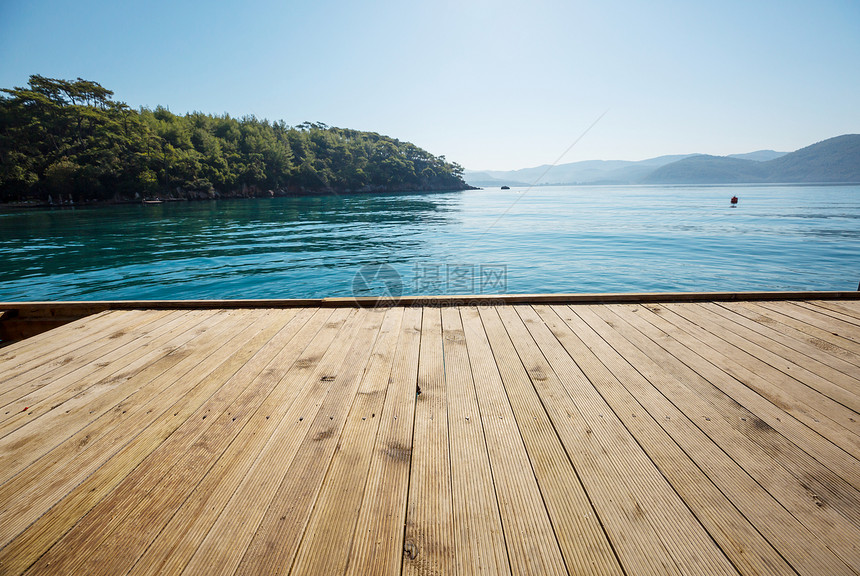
[1,185,859,300]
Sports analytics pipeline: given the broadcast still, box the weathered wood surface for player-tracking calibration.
[2,290,859,345]
[0,300,858,575]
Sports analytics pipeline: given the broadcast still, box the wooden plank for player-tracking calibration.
[151,307,367,576]
[604,304,860,513]
[0,309,293,553]
[0,309,172,407]
[0,316,137,410]
[288,307,404,576]
[726,301,860,369]
[0,309,113,367]
[795,301,860,336]
[491,306,682,576]
[0,309,165,379]
[0,310,232,486]
[616,302,860,492]
[2,291,859,319]
[813,299,860,317]
[740,301,860,364]
[326,290,860,307]
[145,308,368,576]
[0,310,196,434]
[438,307,511,575]
[552,303,813,576]
[686,302,860,411]
[664,302,860,432]
[402,307,455,576]
[806,300,860,324]
[0,312,210,433]
[521,304,740,575]
[1,299,858,576]
[36,307,325,576]
[345,306,422,576]
[0,314,99,351]
[471,305,623,576]
[17,309,289,575]
[765,301,860,347]
[0,310,193,425]
[649,303,860,455]
[577,303,859,575]
[0,318,83,343]
[709,302,860,383]
[471,306,613,575]
[121,307,335,576]
[0,308,103,367]
[156,307,360,576]
[230,309,387,576]
[0,309,310,575]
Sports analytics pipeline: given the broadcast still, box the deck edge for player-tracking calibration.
[1,290,858,315]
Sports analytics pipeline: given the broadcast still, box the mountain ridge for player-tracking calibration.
[644,135,860,184]
[465,135,860,186]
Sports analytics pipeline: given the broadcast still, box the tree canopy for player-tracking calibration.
[0,75,469,203]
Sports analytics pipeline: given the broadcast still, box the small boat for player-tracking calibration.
[501,185,510,190]
[142,199,164,205]
[730,196,738,205]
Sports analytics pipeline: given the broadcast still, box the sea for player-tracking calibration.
[1,184,858,301]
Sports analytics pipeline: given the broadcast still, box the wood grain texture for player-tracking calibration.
[0,299,857,575]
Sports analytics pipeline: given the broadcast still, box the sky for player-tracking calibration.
[1,0,859,170]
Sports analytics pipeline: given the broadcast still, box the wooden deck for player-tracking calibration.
[0,298,858,575]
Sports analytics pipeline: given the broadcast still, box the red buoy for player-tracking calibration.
[730,196,738,205]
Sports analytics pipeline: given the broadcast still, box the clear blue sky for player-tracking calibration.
[2,0,859,170]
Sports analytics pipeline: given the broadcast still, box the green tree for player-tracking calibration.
[0,76,471,203]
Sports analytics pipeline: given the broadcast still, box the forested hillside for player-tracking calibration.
[0,76,470,203]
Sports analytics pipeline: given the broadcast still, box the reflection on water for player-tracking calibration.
[1,185,858,300]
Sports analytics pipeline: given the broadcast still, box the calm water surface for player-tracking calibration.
[1,185,858,300]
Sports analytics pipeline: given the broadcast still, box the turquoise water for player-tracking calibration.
[1,185,858,301]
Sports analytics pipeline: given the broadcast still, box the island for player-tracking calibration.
[0,76,474,206]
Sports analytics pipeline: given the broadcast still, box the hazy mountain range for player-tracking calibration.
[465,134,860,187]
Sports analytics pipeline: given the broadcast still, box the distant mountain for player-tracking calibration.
[464,155,692,187]
[644,135,860,184]
[641,155,768,184]
[728,150,787,162]
[763,134,860,183]
[467,136,858,187]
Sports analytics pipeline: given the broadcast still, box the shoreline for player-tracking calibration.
[0,184,480,212]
